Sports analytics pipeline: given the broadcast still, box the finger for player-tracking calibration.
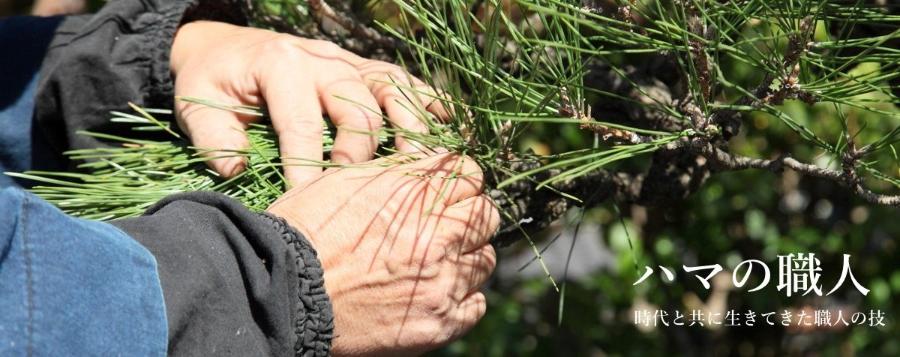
[414,84,454,122]
[445,195,501,253]
[408,153,484,205]
[368,74,438,152]
[360,62,453,122]
[448,291,487,339]
[298,38,366,65]
[175,91,252,178]
[380,87,430,153]
[450,245,497,300]
[321,78,383,164]
[261,73,325,188]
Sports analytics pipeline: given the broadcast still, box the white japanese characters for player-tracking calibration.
[632,253,869,296]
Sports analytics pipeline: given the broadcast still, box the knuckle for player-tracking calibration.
[308,39,344,57]
[282,118,323,138]
[257,36,308,71]
[264,35,301,55]
[435,230,462,254]
[216,157,247,178]
[348,110,385,129]
[372,83,403,99]
[385,68,410,82]
[416,252,446,276]
[480,245,497,271]
[486,198,501,231]
[453,156,484,189]
[459,155,483,176]
[472,293,488,319]
[365,62,403,75]
[421,319,451,345]
[366,66,411,86]
[322,41,344,55]
[463,292,487,322]
[433,323,457,346]
[422,288,452,315]
[427,238,452,259]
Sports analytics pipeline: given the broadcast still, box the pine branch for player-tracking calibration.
[698,142,900,207]
[307,0,397,51]
[15,0,900,247]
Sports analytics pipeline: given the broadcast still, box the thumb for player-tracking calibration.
[176,96,253,178]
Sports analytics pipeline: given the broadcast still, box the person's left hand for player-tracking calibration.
[267,152,499,356]
[170,21,450,188]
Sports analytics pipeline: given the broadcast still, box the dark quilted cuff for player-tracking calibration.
[134,0,197,107]
[259,212,334,357]
[137,0,249,107]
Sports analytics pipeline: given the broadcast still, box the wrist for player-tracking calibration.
[170,21,222,75]
[258,212,334,356]
[267,206,314,246]
[170,21,195,75]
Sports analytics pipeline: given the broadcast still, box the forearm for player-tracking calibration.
[0,187,167,356]
[111,192,333,356]
[0,185,333,356]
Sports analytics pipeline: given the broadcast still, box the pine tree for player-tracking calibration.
[12,0,900,249]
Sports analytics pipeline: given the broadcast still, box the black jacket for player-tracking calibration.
[26,0,335,355]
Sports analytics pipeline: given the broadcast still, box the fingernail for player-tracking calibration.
[221,157,247,178]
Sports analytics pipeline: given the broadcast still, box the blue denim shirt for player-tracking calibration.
[0,16,167,355]
[0,187,168,356]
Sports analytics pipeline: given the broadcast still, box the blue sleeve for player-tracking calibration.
[0,186,167,356]
[0,16,66,188]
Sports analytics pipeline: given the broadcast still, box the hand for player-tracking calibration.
[267,153,499,356]
[170,21,450,187]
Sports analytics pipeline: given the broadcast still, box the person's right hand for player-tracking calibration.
[267,153,499,356]
[170,21,450,188]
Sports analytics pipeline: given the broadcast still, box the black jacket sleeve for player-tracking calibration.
[32,0,247,166]
[111,192,333,357]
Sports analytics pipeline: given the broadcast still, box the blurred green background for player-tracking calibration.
[448,12,899,354]
[449,130,900,356]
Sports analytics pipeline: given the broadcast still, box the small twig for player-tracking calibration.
[698,142,900,206]
[559,87,651,144]
[687,11,713,103]
[490,156,645,245]
[308,0,396,50]
[755,16,818,107]
[709,17,818,139]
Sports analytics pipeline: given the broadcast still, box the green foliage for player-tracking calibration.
[8,104,326,218]
[17,0,900,215]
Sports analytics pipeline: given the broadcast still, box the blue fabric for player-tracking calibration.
[0,75,38,188]
[1,17,168,354]
[0,16,66,188]
[0,16,168,354]
[0,187,168,355]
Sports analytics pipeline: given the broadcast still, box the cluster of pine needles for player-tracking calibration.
[8,101,325,219]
